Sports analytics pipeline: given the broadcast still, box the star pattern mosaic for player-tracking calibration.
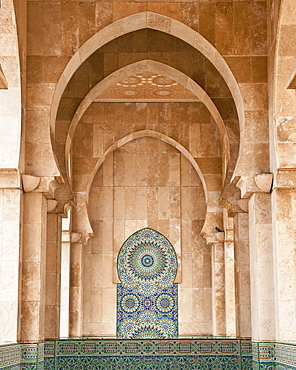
[117,228,178,339]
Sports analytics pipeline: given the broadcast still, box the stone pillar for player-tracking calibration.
[45,212,62,340]
[69,233,84,337]
[60,217,71,338]
[272,188,296,342]
[20,191,47,342]
[211,240,226,336]
[249,192,275,341]
[233,212,252,338]
[0,170,22,343]
[224,214,236,337]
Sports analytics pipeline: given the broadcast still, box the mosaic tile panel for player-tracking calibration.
[0,344,20,370]
[56,355,240,369]
[275,343,296,369]
[0,339,296,369]
[117,228,178,339]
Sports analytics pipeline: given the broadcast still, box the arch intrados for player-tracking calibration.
[66,60,229,185]
[87,129,208,205]
[51,12,244,176]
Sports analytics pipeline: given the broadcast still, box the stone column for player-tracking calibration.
[210,239,226,336]
[233,211,252,338]
[249,192,275,341]
[20,176,60,342]
[0,170,22,343]
[45,211,62,340]
[224,214,236,337]
[69,233,84,337]
[272,188,296,342]
[20,191,47,342]
[60,217,71,338]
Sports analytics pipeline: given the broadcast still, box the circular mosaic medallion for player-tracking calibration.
[121,294,139,313]
[156,294,174,313]
[117,228,178,285]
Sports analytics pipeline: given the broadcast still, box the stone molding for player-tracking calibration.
[0,168,21,189]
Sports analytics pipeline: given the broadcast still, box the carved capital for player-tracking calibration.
[220,182,248,215]
[22,174,40,192]
[235,173,273,199]
[203,231,225,245]
[70,230,93,246]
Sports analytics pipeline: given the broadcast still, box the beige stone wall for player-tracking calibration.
[83,136,210,336]
[72,101,222,192]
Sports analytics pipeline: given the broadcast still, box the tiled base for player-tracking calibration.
[0,339,295,369]
[45,338,250,369]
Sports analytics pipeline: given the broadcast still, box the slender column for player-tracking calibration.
[69,234,83,337]
[45,213,62,339]
[20,192,47,342]
[224,215,236,337]
[233,212,252,338]
[211,241,226,336]
[60,222,71,338]
[272,188,296,342]
[249,192,275,341]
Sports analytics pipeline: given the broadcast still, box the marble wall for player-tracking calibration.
[84,136,211,337]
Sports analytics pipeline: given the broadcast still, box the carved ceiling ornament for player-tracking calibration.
[95,72,199,102]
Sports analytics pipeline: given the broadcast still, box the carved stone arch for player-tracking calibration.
[50,11,244,186]
[66,60,230,187]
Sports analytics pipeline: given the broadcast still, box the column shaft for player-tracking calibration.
[45,213,62,339]
[234,212,251,338]
[69,242,83,337]
[249,192,275,341]
[212,242,226,336]
[20,192,47,342]
[272,188,296,341]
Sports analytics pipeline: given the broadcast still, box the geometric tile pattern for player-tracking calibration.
[1,340,296,369]
[117,228,178,339]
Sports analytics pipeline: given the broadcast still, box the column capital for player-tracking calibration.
[22,175,74,216]
[22,175,59,197]
[70,230,92,246]
[220,182,249,215]
[235,173,273,199]
[203,231,225,245]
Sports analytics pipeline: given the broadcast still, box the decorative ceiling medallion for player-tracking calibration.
[95,72,199,102]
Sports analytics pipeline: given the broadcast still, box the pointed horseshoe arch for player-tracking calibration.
[50,11,245,181]
[65,60,230,186]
